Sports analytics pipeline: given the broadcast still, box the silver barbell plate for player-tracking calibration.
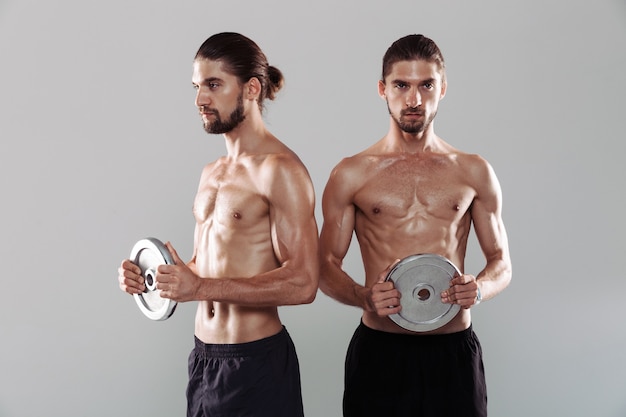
[385,253,461,332]
[129,237,177,321]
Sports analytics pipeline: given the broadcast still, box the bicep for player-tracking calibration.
[267,165,318,266]
[471,161,509,260]
[319,170,356,266]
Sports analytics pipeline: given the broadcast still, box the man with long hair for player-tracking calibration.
[119,32,318,417]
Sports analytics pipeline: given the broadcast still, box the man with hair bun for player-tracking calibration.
[118,32,318,417]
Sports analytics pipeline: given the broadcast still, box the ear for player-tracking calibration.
[245,77,262,100]
[378,80,386,100]
[439,79,447,100]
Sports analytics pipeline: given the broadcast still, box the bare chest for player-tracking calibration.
[193,165,269,229]
[354,156,475,223]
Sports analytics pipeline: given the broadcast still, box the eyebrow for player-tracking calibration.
[193,76,223,86]
[391,77,437,85]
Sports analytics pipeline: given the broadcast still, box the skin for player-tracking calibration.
[319,59,512,335]
[119,58,319,344]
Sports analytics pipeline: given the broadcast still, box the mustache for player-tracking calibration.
[401,108,424,116]
[199,105,217,114]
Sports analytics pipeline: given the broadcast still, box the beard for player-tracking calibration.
[201,93,246,134]
[387,102,437,134]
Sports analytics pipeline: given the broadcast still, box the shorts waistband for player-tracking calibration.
[358,321,474,344]
[193,326,289,358]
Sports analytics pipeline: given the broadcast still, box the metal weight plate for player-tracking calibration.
[129,237,177,321]
[385,254,461,332]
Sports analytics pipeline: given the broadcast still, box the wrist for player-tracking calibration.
[475,283,482,305]
[356,285,374,312]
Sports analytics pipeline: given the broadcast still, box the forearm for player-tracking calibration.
[476,255,512,301]
[195,265,318,307]
[319,262,370,311]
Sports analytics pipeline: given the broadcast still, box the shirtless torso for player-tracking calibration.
[322,138,499,335]
[319,53,511,337]
[119,33,317,417]
[190,140,319,343]
[119,52,319,346]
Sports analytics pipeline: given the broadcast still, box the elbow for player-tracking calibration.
[301,286,318,305]
[505,264,513,288]
[296,281,318,305]
[499,260,513,290]
[489,253,513,290]
[294,269,319,305]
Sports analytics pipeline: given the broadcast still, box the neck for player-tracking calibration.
[386,118,439,153]
[223,109,269,157]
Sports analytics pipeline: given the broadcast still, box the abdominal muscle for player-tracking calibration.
[194,301,282,344]
[357,216,473,336]
[191,223,284,345]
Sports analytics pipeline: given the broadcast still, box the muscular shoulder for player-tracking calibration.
[255,148,315,202]
[457,152,497,183]
[451,151,501,204]
[326,150,382,192]
[259,147,310,180]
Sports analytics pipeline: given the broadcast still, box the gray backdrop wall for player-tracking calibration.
[1,0,625,416]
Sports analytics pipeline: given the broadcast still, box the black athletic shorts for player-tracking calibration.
[343,322,487,417]
[186,326,304,417]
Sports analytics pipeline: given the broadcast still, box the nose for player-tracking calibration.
[406,88,421,108]
[195,86,210,109]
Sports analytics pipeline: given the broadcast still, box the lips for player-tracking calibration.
[199,106,216,115]
[200,110,217,118]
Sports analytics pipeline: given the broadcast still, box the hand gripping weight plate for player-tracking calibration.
[385,254,461,332]
[129,237,177,321]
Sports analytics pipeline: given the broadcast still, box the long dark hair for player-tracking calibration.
[195,32,284,111]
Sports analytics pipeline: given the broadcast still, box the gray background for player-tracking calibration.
[1,0,625,416]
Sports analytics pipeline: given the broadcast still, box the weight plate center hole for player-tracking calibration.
[145,269,157,291]
[412,284,434,302]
